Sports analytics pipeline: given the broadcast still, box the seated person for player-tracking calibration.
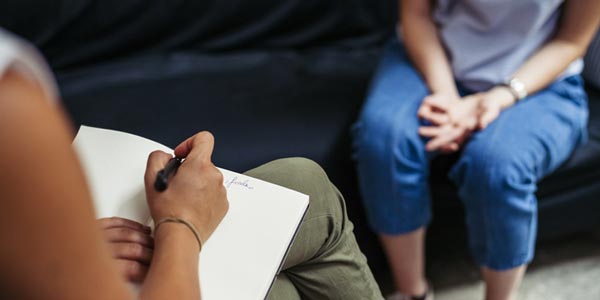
[353,1,599,300]
[0,28,383,300]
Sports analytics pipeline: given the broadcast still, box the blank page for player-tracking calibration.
[73,126,309,300]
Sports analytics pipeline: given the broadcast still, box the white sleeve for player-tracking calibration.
[0,28,60,103]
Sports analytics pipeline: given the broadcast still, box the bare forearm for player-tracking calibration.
[401,0,457,96]
[513,0,600,97]
[140,224,201,300]
[514,40,587,96]
[0,69,133,300]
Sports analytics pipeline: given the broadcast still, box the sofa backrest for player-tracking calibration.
[0,0,396,71]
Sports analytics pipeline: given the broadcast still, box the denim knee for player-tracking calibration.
[449,140,537,270]
[354,107,426,172]
[353,106,432,234]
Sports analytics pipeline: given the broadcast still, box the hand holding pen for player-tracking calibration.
[154,157,183,192]
[144,131,229,248]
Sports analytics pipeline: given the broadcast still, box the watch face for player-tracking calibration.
[509,78,527,100]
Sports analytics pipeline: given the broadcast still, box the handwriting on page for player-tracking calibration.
[224,176,254,190]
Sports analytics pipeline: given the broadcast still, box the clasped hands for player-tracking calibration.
[417,86,514,152]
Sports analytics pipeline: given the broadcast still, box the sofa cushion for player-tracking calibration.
[534,84,600,238]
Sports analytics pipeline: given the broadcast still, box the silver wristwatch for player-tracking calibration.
[504,77,528,102]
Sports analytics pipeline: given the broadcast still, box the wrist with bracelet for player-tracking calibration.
[155,217,204,252]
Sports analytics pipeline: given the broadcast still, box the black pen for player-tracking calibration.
[154,157,183,192]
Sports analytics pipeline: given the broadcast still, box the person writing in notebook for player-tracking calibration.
[0,28,383,300]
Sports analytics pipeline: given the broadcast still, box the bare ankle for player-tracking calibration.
[396,277,428,297]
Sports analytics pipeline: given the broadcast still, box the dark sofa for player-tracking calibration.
[3,0,599,278]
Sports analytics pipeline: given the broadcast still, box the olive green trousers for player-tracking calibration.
[244,158,383,300]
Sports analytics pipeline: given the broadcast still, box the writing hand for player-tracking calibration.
[144,131,229,247]
[98,217,154,283]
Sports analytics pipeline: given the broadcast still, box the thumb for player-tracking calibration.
[423,94,451,112]
[478,109,498,130]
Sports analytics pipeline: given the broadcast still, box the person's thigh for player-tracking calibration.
[353,37,433,234]
[449,76,588,270]
[245,158,383,300]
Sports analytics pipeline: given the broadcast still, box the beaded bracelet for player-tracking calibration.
[155,217,203,252]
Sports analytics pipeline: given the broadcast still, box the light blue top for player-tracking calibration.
[433,0,583,91]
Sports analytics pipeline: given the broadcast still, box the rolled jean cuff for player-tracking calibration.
[365,200,432,235]
[474,250,534,271]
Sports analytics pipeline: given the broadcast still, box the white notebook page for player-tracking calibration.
[73,126,309,300]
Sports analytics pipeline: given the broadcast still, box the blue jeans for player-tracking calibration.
[353,38,589,270]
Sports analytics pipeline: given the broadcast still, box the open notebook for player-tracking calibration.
[73,126,310,300]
